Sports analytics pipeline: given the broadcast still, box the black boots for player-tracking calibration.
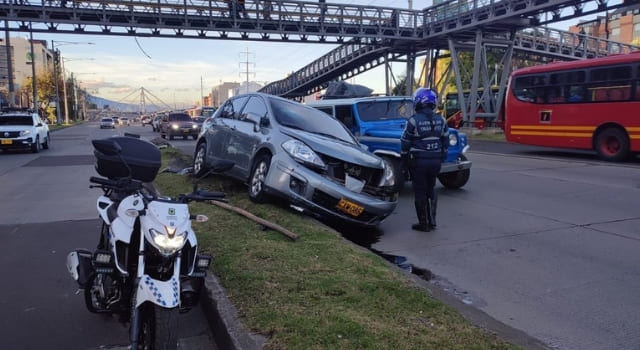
[412,201,430,232]
[427,195,437,228]
[413,197,438,232]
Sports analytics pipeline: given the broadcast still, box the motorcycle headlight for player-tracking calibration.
[379,160,395,187]
[171,124,179,130]
[149,227,187,255]
[449,133,458,147]
[282,140,326,170]
[20,130,31,136]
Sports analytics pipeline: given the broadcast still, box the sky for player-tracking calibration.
[24,0,597,108]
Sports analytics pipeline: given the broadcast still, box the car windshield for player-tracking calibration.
[101,118,113,122]
[169,114,191,121]
[270,98,355,143]
[0,116,33,126]
[195,117,206,123]
[356,100,414,121]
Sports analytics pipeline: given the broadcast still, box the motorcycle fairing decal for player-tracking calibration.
[136,275,180,308]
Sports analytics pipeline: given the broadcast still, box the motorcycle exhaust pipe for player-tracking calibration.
[66,249,94,288]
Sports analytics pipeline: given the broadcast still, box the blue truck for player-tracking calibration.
[307,96,472,190]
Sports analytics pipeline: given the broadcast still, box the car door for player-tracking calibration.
[217,96,250,178]
[225,96,268,178]
[209,96,249,175]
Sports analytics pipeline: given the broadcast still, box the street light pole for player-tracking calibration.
[61,57,70,124]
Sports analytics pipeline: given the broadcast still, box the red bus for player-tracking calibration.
[505,51,640,161]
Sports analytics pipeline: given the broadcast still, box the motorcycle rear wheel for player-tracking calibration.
[138,303,179,350]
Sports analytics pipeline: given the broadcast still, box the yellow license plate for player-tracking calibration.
[183,130,190,133]
[336,198,364,217]
[1,139,11,145]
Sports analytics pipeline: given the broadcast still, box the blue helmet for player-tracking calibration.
[413,88,437,109]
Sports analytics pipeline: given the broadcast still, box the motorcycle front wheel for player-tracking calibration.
[138,303,179,350]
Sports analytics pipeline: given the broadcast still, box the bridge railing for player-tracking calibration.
[516,26,640,58]
[2,0,424,30]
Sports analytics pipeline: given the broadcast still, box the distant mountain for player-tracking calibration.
[87,94,163,113]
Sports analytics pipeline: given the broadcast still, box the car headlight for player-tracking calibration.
[149,227,187,255]
[192,124,198,129]
[171,124,179,130]
[20,130,31,136]
[449,133,458,147]
[282,139,326,170]
[379,160,395,187]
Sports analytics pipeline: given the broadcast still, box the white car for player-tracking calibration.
[0,110,50,153]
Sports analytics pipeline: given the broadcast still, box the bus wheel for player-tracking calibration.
[595,127,630,162]
[437,155,470,189]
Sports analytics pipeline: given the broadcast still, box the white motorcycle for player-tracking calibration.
[66,135,232,349]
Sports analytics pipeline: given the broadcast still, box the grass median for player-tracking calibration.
[154,147,519,350]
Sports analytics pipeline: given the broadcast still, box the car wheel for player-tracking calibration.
[43,134,50,150]
[248,154,271,203]
[594,127,630,162]
[193,143,208,177]
[31,136,40,153]
[169,134,174,140]
[437,154,470,189]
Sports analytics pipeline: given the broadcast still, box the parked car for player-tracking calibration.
[100,117,115,129]
[0,109,51,153]
[160,112,199,140]
[193,93,398,227]
[307,96,472,190]
[119,117,130,126]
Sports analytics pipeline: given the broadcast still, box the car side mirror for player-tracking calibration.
[37,123,43,127]
[260,116,270,128]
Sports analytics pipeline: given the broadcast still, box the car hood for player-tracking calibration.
[281,128,383,169]
[362,120,406,138]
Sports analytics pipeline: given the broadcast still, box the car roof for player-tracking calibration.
[306,95,412,106]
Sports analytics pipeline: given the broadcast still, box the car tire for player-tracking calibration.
[193,143,208,177]
[43,134,50,150]
[169,134,174,140]
[437,154,470,189]
[31,136,40,153]
[248,154,272,203]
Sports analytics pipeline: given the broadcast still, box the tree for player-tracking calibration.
[19,70,63,123]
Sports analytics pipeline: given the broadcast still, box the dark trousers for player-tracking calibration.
[409,157,441,203]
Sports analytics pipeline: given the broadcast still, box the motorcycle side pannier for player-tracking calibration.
[93,136,161,182]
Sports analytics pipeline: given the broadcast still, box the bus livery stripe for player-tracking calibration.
[510,125,596,131]
[511,131,592,137]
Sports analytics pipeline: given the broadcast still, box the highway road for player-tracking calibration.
[2,121,639,350]
[0,121,216,350]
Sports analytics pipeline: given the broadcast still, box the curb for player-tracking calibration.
[200,274,266,350]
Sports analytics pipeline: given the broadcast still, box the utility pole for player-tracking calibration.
[5,21,14,107]
[200,76,204,106]
[29,23,37,111]
[239,48,255,93]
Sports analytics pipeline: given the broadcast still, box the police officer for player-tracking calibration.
[401,88,449,232]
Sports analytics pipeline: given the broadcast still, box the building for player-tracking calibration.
[211,82,240,107]
[0,36,55,107]
[570,4,640,45]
